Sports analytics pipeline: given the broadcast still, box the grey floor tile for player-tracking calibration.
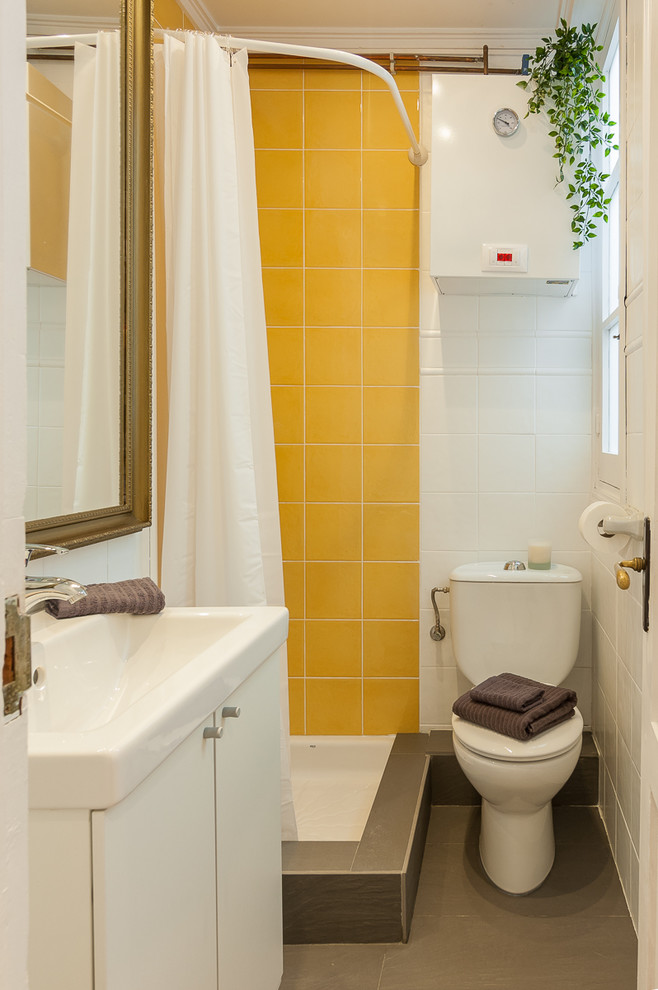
[279,943,386,990]
[427,730,454,754]
[379,913,637,990]
[354,755,428,872]
[279,803,637,990]
[425,806,480,845]
[391,733,432,755]
[552,806,608,845]
[426,806,607,849]
[283,841,359,873]
[415,831,629,919]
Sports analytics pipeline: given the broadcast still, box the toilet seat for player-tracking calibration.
[452,707,583,762]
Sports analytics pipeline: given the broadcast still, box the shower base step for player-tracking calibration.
[281,730,598,944]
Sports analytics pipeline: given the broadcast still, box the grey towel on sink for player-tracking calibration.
[46,577,165,619]
[469,672,546,712]
[453,682,578,740]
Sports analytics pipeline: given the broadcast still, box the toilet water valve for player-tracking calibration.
[430,586,450,641]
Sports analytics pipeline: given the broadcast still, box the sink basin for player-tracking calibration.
[27,606,288,810]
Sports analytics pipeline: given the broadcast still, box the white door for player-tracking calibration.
[638,1,658,984]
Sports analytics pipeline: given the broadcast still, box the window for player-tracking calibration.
[596,25,622,490]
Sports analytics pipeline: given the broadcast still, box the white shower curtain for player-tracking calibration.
[155,33,297,840]
[62,32,121,513]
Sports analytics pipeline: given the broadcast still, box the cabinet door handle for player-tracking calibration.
[203,726,223,739]
[222,706,241,719]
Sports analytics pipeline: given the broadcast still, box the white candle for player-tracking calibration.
[528,540,551,570]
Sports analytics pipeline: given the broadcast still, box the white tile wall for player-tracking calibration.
[419,77,593,736]
[26,280,66,519]
[25,529,152,586]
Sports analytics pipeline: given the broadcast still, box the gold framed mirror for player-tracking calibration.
[26,0,152,550]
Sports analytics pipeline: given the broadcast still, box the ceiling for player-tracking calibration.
[200,0,577,32]
[27,0,612,50]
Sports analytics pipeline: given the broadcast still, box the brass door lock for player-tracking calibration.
[616,557,646,590]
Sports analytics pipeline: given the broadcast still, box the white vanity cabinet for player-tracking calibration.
[29,649,283,990]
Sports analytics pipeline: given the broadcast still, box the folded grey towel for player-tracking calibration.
[452,683,577,740]
[470,672,546,712]
[46,577,165,619]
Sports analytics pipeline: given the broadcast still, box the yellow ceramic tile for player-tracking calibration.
[363,445,419,502]
[364,387,419,444]
[306,621,362,677]
[363,562,418,619]
[306,445,362,502]
[364,678,418,734]
[305,328,361,386]
[280,503,304,560]
[363,211,419,269]
[305,151,361,209]
[304,69,362,90]
[363,151,419,210]
[305,210,361,268]
[363,90,419,150]
[363,91,418,150]
[267,328,303,385]
[306,678,362,734]
[288,678,305,734]
[364,270,419,327]
[363,327,419,386]
[248,68,303,90]
[153,0,184,29]
[275,445,304,501]
[306,562,362,619]
[283,562,305,619]
[287,620,304,676]
[306,386,361,444]
[364,329,418,386]
[304,92,362,149]
[262,269,303,326]
[250,91,303,149]
[363,504,419,560]
[363,71,419,93]
[305,269,362,327]
[258,209,303,267]
[306,504,362,561]
[363,621,419,677]
[254,151,303,208]
[271,386,303,444]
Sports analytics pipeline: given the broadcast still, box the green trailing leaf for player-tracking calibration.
[520,20,615,249]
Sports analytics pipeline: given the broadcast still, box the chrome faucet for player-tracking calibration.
[24,544,88,616]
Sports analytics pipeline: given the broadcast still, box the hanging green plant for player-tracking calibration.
[517,19,618,250]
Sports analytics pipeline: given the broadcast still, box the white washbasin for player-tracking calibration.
[27,606,288,811]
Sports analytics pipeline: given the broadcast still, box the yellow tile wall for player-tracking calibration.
[251,67,420,735]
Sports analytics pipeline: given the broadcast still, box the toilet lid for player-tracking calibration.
[452,707,583,762]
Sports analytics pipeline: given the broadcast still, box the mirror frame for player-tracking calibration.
[26,0,152,550]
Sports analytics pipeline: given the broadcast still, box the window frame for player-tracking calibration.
[594,20,624,497]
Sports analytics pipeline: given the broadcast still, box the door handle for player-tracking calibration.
[203,726,223,740]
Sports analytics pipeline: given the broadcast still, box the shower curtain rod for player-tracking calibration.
[26,34,100,49]
[155,30,428,166]
[26,31,428,166]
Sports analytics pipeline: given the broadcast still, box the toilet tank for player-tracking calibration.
[450,562,582,686]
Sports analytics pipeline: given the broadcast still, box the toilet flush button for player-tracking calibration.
[503,560,526,570]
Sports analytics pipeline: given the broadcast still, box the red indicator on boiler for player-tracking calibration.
[497,252,513,262]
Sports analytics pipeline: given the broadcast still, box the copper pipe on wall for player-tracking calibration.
[246,45,525,74]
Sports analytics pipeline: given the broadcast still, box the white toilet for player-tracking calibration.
[450,561,584,895]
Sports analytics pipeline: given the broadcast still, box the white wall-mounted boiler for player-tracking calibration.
[430,73,580,297]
